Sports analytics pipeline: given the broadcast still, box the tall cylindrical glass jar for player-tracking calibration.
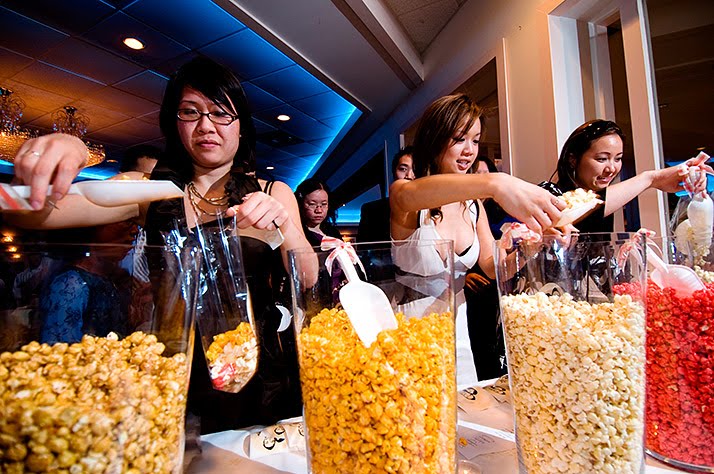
[289,240,456,473]
[495,232,647,474]
[644,237,714,471]
[0,238,201,473]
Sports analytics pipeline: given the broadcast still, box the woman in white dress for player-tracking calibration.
[390,94,564,388]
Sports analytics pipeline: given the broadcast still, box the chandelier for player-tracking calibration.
[52,106,105,167]
[0,87,35,162]
[0,88,105,167]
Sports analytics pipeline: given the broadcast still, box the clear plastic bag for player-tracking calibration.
[193,215,259,393]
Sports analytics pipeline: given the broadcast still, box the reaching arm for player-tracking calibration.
[603,155,711,216]
[6,171,144,229]
[390,172,564,235]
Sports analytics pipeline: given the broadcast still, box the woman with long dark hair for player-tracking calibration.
[390,93,565,387]
[553,119,709,232]
[8,56,316,433]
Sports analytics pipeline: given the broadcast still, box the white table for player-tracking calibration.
[186,379,688,474]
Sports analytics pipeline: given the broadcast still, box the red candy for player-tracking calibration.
[630,280,714,468]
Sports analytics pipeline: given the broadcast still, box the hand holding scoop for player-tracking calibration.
[322,238,398,347]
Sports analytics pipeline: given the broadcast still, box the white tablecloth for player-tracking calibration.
[186,379,688,474]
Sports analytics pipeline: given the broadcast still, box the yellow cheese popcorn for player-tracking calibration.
[298,308,456,473]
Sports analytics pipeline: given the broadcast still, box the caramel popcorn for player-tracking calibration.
[500,292,646,474]
[298,308,456,473]
[206,322,258,392]
[0,332,189,473]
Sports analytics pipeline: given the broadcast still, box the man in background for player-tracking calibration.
[357,146,414,242]
[120,144,161,176]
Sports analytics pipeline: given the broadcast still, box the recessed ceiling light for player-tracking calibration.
[277,114,290,122]
[123,37,145,50]
[266,166,275,170]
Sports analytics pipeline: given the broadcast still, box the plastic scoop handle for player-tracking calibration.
[332,247,397,347]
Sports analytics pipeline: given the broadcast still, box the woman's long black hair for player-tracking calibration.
[156,56,258,188]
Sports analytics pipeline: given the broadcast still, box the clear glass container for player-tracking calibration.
[495,233,647,474]
[0,235,201,473]
[644,237,714,471]
[288,239,457,473]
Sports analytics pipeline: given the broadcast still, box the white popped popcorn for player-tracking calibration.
[560,188,601,209]
[500,292,646,474]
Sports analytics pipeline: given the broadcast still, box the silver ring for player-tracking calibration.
[30,151,41,158]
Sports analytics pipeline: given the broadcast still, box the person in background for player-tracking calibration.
[357,146,415,242]
[390,93,564,388]
[39,221,137,344]
[295,178,342,246]
[119,144,161,176]
[474,156,516,239]
[7,56,316,433]
[552,119,710,232]
[465,155,511,378]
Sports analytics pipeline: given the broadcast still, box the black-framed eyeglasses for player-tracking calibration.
[305,202,328,210]
[177,108,238,125]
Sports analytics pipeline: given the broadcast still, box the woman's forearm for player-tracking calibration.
[602,171,655,216]
[6,194,139,229]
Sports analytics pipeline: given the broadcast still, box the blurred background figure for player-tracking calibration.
[473,156,516,240]
[39,221,138,344]
[119,144,162,176]
[465,155,509,379]
[357,146,414,242]
[295,178,342,246]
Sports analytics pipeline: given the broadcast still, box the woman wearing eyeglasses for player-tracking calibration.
[553,119,710,232]
[8,57,316,433]
[295,178,342,246]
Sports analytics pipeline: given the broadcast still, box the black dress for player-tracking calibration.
[145,171,302,434]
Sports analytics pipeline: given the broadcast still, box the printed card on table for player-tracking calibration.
[482,375,511,403]
[457,425,514,460]
[248,422,305,459]
[458,386,500,412]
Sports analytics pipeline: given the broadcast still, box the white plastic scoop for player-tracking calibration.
[331,247,398,347]
[11,180,184,207]
[647,243,705,297]
[554,199,603,228]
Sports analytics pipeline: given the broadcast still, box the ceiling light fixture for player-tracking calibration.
[0,87,35,163]
[52,106,105,166]
[266,166,275,170]
[123,37,145,50]
[277,114,290,122]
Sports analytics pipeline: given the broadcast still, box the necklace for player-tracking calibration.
[187,181,230,217]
